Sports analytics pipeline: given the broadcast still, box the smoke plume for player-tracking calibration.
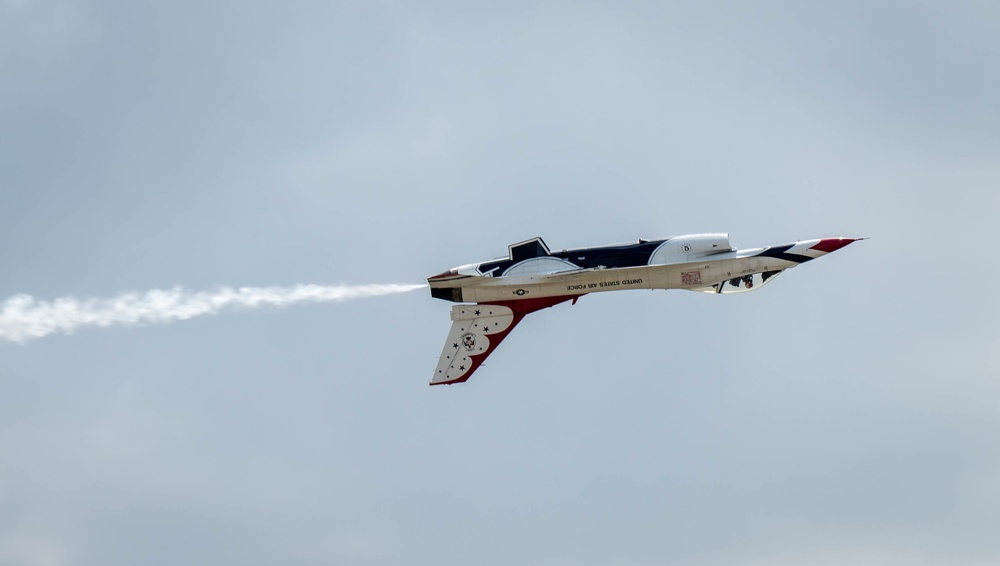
[0,283,426,343]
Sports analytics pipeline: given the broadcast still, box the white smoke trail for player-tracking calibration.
[0,283,426,344]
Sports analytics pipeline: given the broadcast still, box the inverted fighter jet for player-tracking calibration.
[428,234,862,385]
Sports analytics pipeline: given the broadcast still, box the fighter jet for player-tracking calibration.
[428,233,862,385]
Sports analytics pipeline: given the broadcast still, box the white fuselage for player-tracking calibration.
[453,248,793,303]
[427,235,858,304]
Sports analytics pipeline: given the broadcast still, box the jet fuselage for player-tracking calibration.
[428,234,859,303]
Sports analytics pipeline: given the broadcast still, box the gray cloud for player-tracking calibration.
[2,1,998,565]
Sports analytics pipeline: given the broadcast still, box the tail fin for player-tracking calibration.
[430,296,579,385]
[431,304,520,385]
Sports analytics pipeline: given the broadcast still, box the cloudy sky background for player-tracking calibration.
[2,1,999,564]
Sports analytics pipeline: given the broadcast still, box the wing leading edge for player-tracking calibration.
[430,295,579,385]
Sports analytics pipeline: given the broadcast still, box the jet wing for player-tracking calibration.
[430,296,578,385]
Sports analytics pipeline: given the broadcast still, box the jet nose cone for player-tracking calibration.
[810,238,864,253]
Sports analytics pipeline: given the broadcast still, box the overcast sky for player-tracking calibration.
[2,1,999,565]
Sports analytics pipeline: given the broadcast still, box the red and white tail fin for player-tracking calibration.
[430,296,579,385]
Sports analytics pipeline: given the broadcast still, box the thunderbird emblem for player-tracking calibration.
[461,332,476,351]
